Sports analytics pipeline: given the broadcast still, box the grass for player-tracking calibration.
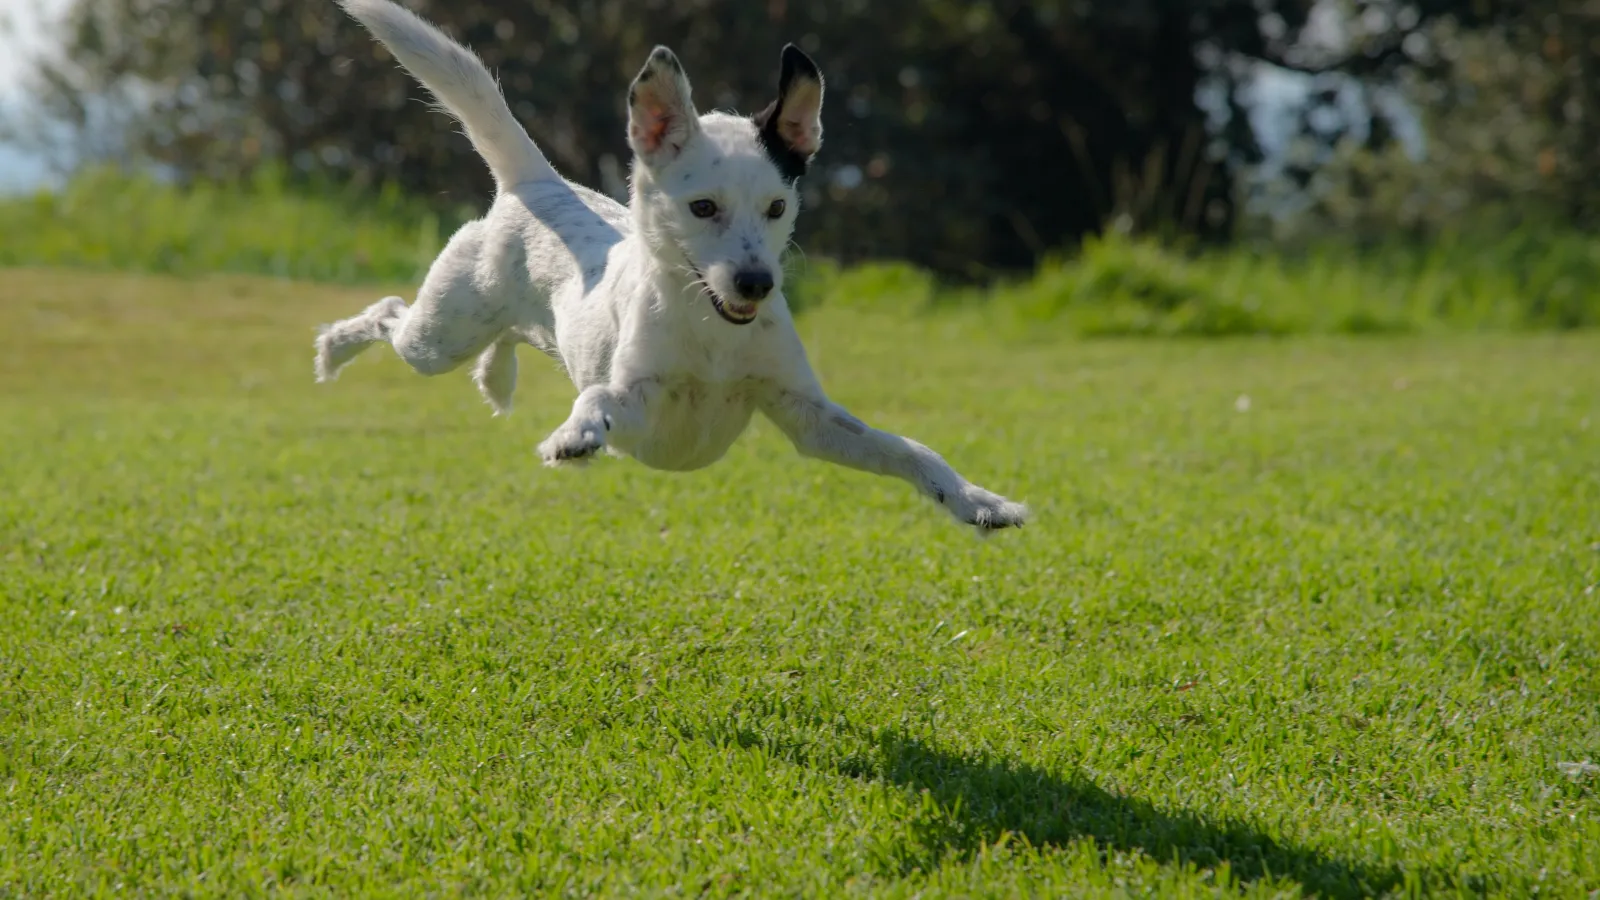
[0,167,465,284]
[4,169,1599,333]
[1,266,1598,897]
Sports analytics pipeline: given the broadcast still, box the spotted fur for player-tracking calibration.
[313,0,1029,533]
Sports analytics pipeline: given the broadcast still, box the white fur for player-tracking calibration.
[317,0,1029,533]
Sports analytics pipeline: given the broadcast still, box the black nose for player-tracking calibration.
[732,270,774,301]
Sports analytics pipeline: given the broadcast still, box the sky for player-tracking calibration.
[0,0,69,192]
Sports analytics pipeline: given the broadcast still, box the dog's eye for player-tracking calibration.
[766,199,787,219]
[689,199,718,219]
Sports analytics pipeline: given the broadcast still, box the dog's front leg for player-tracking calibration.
[762,389,1029,532]
[538,381,655,466]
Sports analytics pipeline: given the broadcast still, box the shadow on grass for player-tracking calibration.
[693,721,1417,898]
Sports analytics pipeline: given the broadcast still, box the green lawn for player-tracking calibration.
[1,268,1597,898]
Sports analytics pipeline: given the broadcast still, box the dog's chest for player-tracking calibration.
[626,376,760,471]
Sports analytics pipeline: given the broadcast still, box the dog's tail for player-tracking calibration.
[338,0,556,189]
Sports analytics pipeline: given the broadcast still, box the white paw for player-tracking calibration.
[538,421,605,467]
[941,484,1030,534]
[312,326,355,383]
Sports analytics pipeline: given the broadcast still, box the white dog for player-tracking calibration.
[316,0,1028,533]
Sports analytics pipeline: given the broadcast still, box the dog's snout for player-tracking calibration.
[733,270,774,301]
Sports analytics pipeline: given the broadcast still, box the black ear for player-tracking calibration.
[752,44,825,183]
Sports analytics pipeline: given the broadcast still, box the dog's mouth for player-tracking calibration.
[709,293,759,325]
[688,263,760,326]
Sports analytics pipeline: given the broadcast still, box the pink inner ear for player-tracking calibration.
[775,79,823,155]
[632,104,672,152]
[778,113,820,156]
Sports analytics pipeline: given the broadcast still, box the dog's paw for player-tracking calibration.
[538,422,605,467]
[312,326,350,383]
[941,484,1030,535]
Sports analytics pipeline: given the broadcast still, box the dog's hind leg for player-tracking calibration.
[314,295,408,382]
[383,221,514,377]
[315,220,512,384]
[473,336,519,415]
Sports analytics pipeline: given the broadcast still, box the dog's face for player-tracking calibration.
[626,45,824,326]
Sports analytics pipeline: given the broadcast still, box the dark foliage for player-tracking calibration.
[12,0,1588,275]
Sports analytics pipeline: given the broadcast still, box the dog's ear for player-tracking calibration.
[753,44,824,183]
[628,46,701,169]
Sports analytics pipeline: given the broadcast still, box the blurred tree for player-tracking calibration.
[12,0,1595,275]
[1251,0,1600,244]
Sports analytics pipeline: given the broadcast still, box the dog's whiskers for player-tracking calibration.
[671,262,716,303]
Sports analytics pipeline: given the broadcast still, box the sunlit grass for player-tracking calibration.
[1,268,1596,896]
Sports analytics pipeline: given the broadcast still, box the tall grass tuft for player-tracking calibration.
[965,231,1600,336]
[4,169,1597,335]
[0,165,470,284]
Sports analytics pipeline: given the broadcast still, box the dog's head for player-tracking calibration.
[626,44,824,325]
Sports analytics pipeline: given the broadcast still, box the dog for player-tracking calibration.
[315,0,1029,533]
